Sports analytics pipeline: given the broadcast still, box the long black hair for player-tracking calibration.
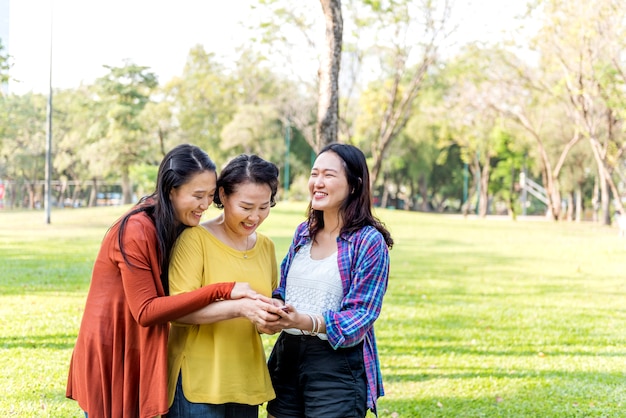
[117,144,216,294]
[213,154,279,209]
[307,143,393,248]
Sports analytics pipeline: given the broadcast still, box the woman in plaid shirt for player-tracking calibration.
[263,143,394,418]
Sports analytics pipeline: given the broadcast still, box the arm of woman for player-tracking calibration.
[325,228,390,349]
[176,297,282,326]
[168,226,282,326]
[261,229,389,341]
[117,217,239,327]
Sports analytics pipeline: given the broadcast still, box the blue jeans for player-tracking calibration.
[167,373,258,418]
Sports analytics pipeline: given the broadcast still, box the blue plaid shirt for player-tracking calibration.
[273,221,390,413]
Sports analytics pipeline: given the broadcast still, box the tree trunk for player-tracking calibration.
[56,178,68,207]
[316,0,342,151]
[409,180,417,211]
[417,174,430,212]
[566,192,574,221]
[26,182,36,209]
[591,177,600,222]
[548,179,562,221]
[507,166,517,221]
[575,183,583,222]
[122,167,133,205]
[600,175,611,226]
[502,110,572,220]
[89,178,98,207]
[463,160,480,217]
[72,182,82,208]
[588,136,623,225]
[7,182,15,209]
[380,186,389,209]
[478,162,490,217]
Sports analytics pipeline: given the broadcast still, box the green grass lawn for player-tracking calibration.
[1,204,625,417]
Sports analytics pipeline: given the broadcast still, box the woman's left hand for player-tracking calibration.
[257,303,302,334]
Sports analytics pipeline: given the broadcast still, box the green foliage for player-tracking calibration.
[488,125,528,216]
[429,142,465,210]
[88,61,159,203]
[0,93,48,207]
[372,70,464,211]
[285,126,315,179]
[1,205,626,416]
[221,104,282,157]
[168,46,239,161]
[129,163,158,199]
[3,0,626,219]
[52,87,102,191]
[0,38,9,87]
[93,61,158,168]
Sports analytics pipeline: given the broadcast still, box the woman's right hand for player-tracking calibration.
[237,298,283,328]
[230,282,257,299]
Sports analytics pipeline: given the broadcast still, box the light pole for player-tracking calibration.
[44,1,53,224]
[283,120,291,199]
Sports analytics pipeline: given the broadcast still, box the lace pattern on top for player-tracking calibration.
[284,242,343,339]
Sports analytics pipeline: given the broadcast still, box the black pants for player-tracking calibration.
[267,333,367,418]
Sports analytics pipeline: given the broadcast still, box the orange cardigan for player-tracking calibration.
[67,211,233,418]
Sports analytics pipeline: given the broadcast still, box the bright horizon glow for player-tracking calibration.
[6,0,529,95]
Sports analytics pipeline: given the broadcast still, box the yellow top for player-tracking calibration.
[167,226,277,406]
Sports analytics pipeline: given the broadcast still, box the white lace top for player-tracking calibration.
[283,242,343,340]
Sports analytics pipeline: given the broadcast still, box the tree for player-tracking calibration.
[489,48,579,221]
[168,46,239,162]
[531,0,626,224]
[0,38,11,154]
[222,49,296,162]
[221,104,283,160]
[90,61,158,204]
[439,47,517,217]
[351,0,452,185]
[558,143,595,221]
[0,93,47,208]
[317,0,343,148]
[139,90,179,159]
[52,86,100,207]
[252,0,342,152]
[0,38,9,89]
[489,128,527,219]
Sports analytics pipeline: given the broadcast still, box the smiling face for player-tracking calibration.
[221,181,272,238]
[169,170,217,226]
[308,150,350,217]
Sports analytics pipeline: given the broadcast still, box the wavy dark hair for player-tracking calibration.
[213,154,279,209]
[116,144,216,295]
[307,143,393,249]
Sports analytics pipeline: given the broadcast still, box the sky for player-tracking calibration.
[6,0,257,94]
[5,0,530,95]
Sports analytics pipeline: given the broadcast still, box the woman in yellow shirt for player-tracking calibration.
[166,154,280,418]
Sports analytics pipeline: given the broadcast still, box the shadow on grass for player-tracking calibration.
[382,365,626,383]
[383,344,626,360]
[0,333,77,350]
[375,396,619,418]
[377,369,626,417]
